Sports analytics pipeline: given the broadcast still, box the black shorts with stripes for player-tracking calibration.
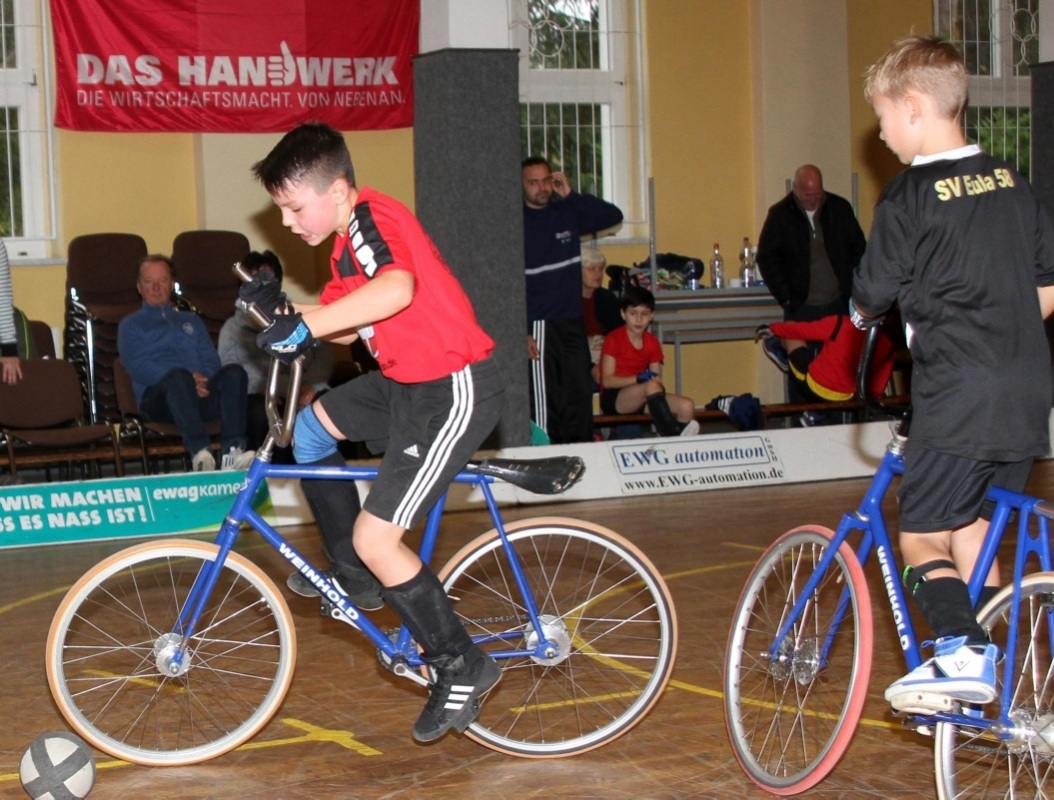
[319,357,504,530]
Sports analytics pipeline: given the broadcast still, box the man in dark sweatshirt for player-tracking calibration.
[522,157,622,444]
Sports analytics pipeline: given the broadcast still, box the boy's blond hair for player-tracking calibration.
[864,34,968,122]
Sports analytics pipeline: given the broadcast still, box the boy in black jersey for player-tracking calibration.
[852,35,1054,714]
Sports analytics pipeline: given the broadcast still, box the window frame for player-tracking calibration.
[935,0,1049,177]
[0,0,55,259]
[511,0,646,236]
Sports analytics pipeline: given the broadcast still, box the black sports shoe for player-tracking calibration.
[798,410,827,427]
[286,566,384,611]
[413,644,501,742]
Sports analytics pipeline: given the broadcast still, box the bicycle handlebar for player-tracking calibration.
[855,319,910,434]
[232,261,302,451]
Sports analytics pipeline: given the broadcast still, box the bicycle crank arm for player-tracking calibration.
[393,662,431,688]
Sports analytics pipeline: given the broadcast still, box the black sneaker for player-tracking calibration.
[413,644,501,742]
[286,566,384,611]
[798,410,827,427]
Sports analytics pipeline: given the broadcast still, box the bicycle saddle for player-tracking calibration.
[468,456,585,495]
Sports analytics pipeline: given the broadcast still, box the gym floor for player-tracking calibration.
[3,460,1052,799]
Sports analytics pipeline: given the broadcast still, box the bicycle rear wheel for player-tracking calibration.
[437,517,678,757]
[934,572,1054,798]
[724,525,873,795]
[46,539,296,766]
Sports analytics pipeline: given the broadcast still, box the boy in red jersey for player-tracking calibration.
[755,314,896,423]
[599,286,698,437]
[245,123,504,743]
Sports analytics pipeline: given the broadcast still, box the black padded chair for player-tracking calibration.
[64,233,149,424]
[0,359,123,480]
[171,230,250,346]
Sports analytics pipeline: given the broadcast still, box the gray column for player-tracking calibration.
[413,48,529,447]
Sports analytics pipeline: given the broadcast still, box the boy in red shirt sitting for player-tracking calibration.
[599,286,699,437]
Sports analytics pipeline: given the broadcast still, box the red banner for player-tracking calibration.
[50,0,418,133]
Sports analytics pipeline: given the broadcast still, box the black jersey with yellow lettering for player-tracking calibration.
[854,148,1054,461]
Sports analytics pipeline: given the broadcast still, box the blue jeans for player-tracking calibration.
[139,365,249,456]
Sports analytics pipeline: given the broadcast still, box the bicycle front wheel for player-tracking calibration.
[934,572,1054,798]
[46,539,297,766]
[437,517,678,757]
[724,525,873,796]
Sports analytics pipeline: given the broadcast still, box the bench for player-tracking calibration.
[594,394,910,433]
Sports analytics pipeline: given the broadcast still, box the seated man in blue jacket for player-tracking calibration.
[118,254,254,472]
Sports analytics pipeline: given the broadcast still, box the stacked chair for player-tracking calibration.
[171,230,250,346]
[55,229,249,475]
[63,233,148,425]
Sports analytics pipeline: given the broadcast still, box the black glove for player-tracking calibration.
[848,298,883,330]
[754,324,772,342]
[257,313,314,364]
[239,271,288,314]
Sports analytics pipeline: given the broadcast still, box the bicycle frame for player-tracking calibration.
[771,433,1054,728]
[45,265,679,766]
[168,457,554,676]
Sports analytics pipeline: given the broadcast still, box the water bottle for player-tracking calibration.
[709,243,724,289]
[739,237,754,287]
[684,258,702,290]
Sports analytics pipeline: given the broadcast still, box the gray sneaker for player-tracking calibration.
[191,448,216,472]
[286,565,383,611]
[679,420,700,437]
[221,447,256,470]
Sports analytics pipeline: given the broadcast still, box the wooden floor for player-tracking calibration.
[3,460,1054,799]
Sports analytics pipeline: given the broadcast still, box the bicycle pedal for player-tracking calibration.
[452,698,482,733]
[888,690,957,715]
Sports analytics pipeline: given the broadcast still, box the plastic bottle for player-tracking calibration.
[739,237,753,287]
[709,243,724,289]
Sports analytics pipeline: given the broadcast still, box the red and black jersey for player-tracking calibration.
[599,326,663,391]
[771,314,894,400]
[853,148,1054,461]
[320,186,494,384]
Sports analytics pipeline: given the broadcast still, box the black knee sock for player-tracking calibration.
[645,392,682,437]
[977,584,1001,611]
[299,451,368,574]
[382,565,472,661]
[913,577,988,644]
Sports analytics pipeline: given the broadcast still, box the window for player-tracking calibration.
[0,0,54,259]
[936,0,1046,177]
[511,0,645,231]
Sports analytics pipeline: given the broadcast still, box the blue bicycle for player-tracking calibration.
[44,283,678,766]
[723,327,1053,797]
